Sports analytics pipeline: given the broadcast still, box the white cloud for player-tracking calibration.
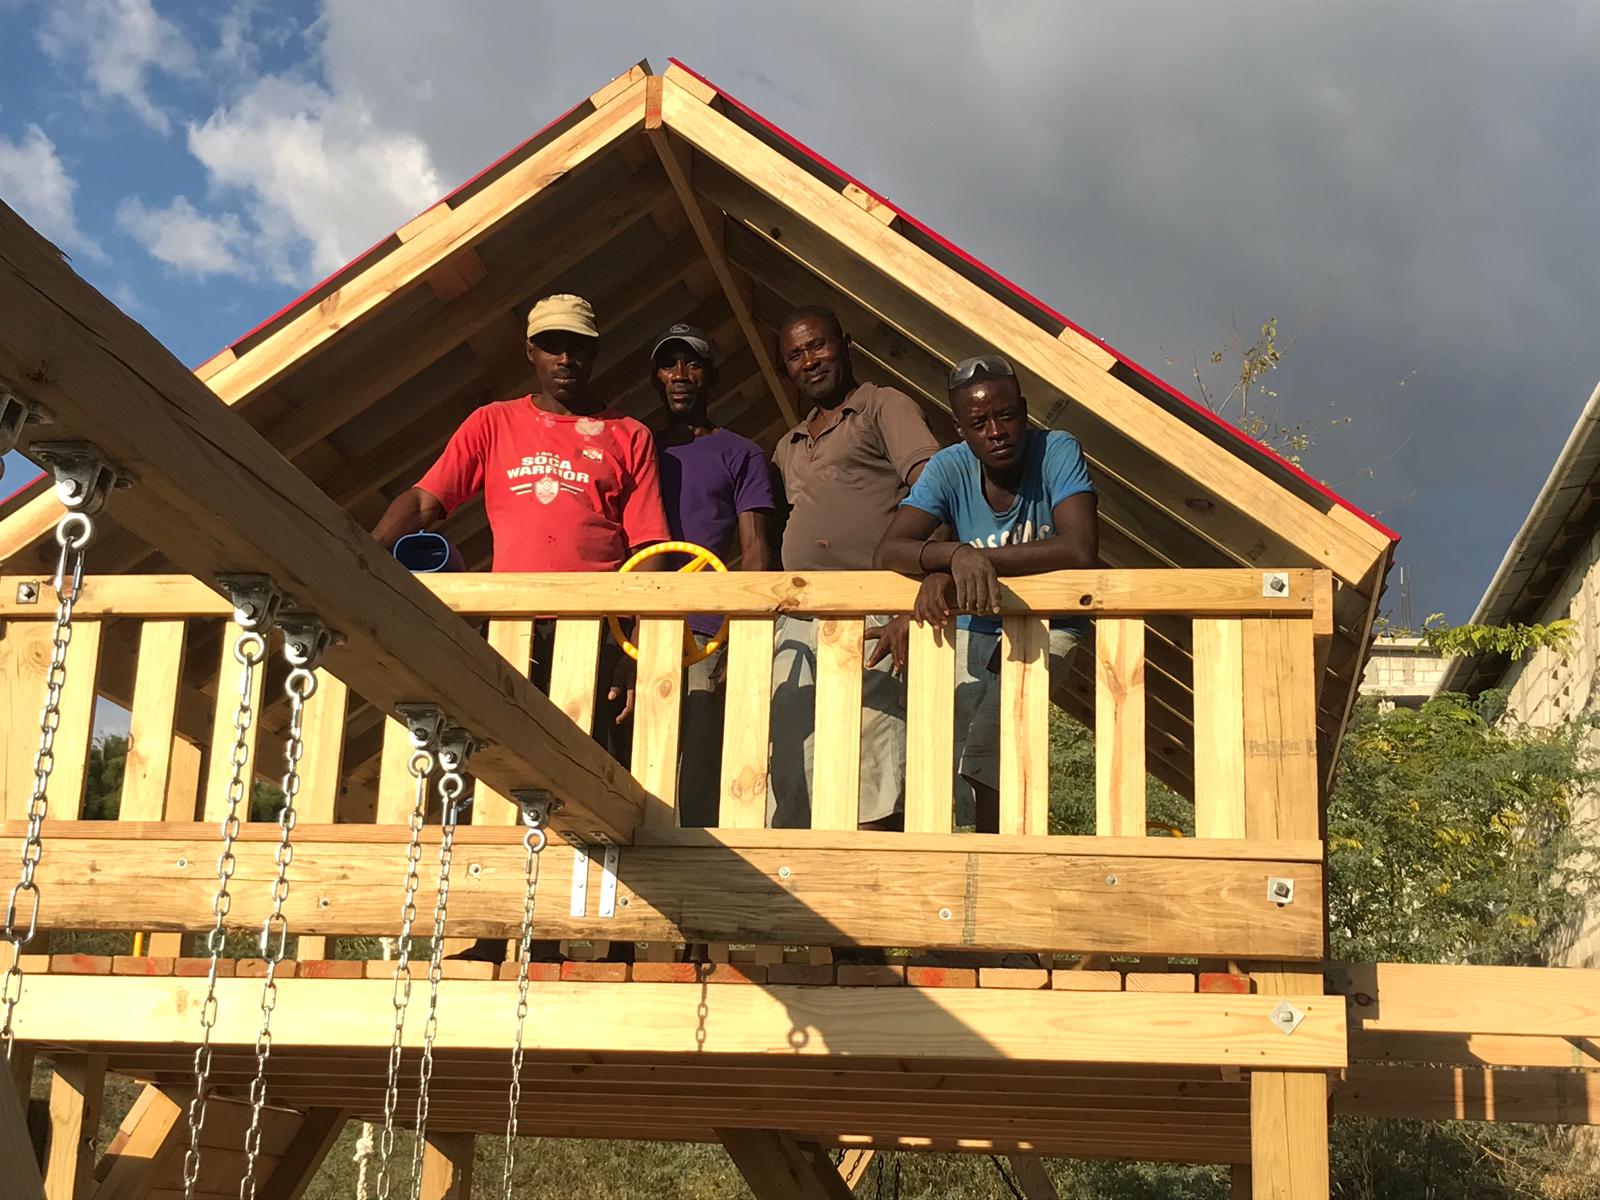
[38,0,198,134]
[0,124,107,262]
[115,195,250,279]
[183,73,443,282]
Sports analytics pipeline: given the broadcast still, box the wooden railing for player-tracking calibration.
[0,567,1330,960]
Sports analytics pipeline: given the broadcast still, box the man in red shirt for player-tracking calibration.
[372,293,671,742]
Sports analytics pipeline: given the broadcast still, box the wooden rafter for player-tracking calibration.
[644,78,797,428]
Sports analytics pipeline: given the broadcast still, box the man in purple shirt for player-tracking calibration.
[650,324,777,824]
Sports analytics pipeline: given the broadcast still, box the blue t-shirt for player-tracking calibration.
[901,429,1094,635]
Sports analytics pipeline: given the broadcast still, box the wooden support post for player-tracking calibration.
[1006,1155,1061,1200]
[1249,1069,1328,1199]
[292,668,347,961]
[258,1108,347,1200]
[473,619,534,826]
[419,1132,474,1200]
[44,1054,105,1200]
[836,1147,875,1188]
[202,622,267,822]
[1230,1164,1252,1200]
[1192,618,1245,838]
[0,1051,44,1200]
[718,1128,853,1199]
[905,620,955,834]
[122,620,187,819]
[645,78,798,428]
[548,617,602,735]
[812,619,864,831]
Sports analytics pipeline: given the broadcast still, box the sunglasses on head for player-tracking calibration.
[948,354,1016,390]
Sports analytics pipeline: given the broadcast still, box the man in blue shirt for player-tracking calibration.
[875,353,1098,832]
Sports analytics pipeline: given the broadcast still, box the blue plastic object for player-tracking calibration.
[393,531,465,573]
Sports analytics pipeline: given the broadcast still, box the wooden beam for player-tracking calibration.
[719,1129,853,1199]
[44,1053,106,1200]
[1006,1155,1062,1199]
[90,1085,182,1200]
[1,824,1325,958]
[1331,962,1600,1038]
[419,1132,473,1200]
[1335,1065,1600,1125]
[0,569,1323,620]
[1,1052,44,1200]
[14,977,1346,1068]
[0,204,648,841]
[1350,1029,1600,1071]
[257,1108,347,1200]
[644,88,797,428]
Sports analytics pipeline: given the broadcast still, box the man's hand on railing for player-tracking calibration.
[913,572,956,626]
[607,654,637,724]
[948,544,1003,617]
[864,614,912,675]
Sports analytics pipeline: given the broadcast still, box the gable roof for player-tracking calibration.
[1438,380,1600,696]
[0,59,1396,791]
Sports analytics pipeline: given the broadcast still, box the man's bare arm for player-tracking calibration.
[737,509,776,570]
[371,487,447,550]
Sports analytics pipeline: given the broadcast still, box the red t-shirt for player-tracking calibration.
[416,397,670,571]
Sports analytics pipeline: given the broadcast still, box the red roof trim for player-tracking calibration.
[667,59,1397,544]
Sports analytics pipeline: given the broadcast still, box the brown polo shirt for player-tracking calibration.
[772,383,940,571]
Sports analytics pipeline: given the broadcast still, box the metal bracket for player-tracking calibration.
[14,580,40,605]
[0,388,49,466]
[1261,571,1290,598]
[216,573,284,632]
[598,844,621,918]
[1269,1000,1305,1036]
[1267,876,1295,906]
[568,838,592,917]
[30,441,133,516]
[436,726,479,774]
[396,703,446,751]
[279,614,333,670]
[511,788,561,830]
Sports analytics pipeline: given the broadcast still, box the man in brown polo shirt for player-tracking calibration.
[769,305,941,830]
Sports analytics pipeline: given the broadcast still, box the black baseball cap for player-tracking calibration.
[651,323,716,367]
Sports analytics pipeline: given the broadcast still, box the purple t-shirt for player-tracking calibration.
[655,428,776,637]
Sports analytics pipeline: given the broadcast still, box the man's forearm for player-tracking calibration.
[978,539,1094,575]
[371,487,442,549]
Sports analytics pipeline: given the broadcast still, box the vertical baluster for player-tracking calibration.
[812,618,864,831]
[473,619,534,827]
[632,618,686,828]
[122,620,187,819]
[548,618,602,734]
[905,620,956,834]
[999,616,1051,835]
[1241,617,1318,841]
[3,618,101,820]
[374,717,415,825]
[292,669,347,962]
[719,617,774,830]
[1094,617,1146,837]
[1193,618,1245,838]
[202,620,266,822]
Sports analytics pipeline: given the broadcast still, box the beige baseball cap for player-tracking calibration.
[526,294,598,340]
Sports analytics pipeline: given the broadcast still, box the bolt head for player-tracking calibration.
[777,866,792,879]
[938,907,953,921]
[1105,874,1119,886]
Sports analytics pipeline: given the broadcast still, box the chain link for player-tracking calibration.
[1,511,92,1062]
[238,664,318,1200]
[182,626,270,1199]
[501,815,547,1199]
[373,746,435,1200]
[408,754,468,1199]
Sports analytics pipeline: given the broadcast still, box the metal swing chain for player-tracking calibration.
[374,708,444,1200]
[501,792,558,1199]
[239,619,330,1200]
[408,730,475,1200]
[0,508,93,1062]
[182,596,278,1200]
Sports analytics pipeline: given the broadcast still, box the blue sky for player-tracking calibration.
[2,0,1598,624]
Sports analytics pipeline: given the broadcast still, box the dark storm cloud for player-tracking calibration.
[318,0,1600,617]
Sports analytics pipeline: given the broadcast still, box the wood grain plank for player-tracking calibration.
[1000,616,1051,835]
[43,1053,105,1200]
[812,619,864,830]
[1242,618,1318,841]
[296,669,347,825]
[1193,618,1245,838]
[1095,618,1146,836]
[121,620,186,820]
[201,622,267,823]
[548,618,602,735]
[905,620,955,834]
[474,619,533,826]
[633,617,686,827]
[720,617,774,830]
